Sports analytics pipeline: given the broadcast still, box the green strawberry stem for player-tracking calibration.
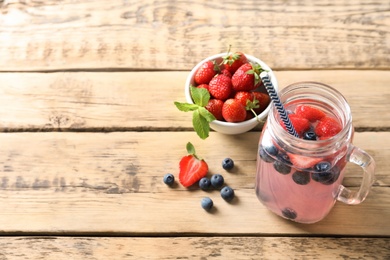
[245,97,263,123]
[186,142,203,160]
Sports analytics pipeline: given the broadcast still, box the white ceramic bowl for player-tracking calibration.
[185,53,278,135]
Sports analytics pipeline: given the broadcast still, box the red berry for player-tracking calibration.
[234,91,254,107]
[288,154,323,169]
[222,99,247,122]
[222,52,248,74]
[221,69,232,78]
[205,99,224,121]
[179,155,209,187]
[208,74,233,101]
[194,61,218,85]
[315,116,342,138]
[295,105,326,122]
[281,114,310,136]
[252,92,270,115]
[231,63,262,92]
[196,84,210,91]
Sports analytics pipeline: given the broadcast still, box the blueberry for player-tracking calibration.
[210,174,224,189]
[312,171,334,184]
[303,130,317,141]
[314,161,332,172]
[163,173,175,186]
[282,208,297,220]
[292,171,311,185]
[259,144,278,163]
[312,167,341,185]
[312,162,340,185]
[222,158,234,170]
[199,177,211,190]
[201,197,213,211]
[220,186,235,202]
[273,153,291,175]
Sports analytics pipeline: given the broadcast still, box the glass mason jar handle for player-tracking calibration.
[337,145,376,205]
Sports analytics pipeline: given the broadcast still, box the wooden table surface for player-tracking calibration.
[1,0,390,259]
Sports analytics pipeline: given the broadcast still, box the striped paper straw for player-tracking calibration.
[260,72,299,138]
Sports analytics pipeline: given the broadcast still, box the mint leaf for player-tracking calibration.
[190,86,210,107]
[186,142,196,155]
[174,102,199,112]
[192,109,210,140]
[198,107,216,122]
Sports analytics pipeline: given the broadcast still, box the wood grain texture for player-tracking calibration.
[0,70,389,131]
[0,237,388,259]
[0,132,388,235]
[0,0,389,71]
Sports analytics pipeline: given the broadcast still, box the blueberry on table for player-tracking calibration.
[220,186,235,202]
[222,158,234,170]
[210,174,224,189]
[201,197,213,211]
[199,177,211,190]
[163,173,175,186]
[282,208,297,220]
[292,171,311,185]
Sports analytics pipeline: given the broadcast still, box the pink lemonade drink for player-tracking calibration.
[255,82,375,224]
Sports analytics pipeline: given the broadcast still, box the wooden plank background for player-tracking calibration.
[1,0,389,258]
[0,0,389,71]
[0,237,389,259]
[0,132,388,235]
[0,71,389,131]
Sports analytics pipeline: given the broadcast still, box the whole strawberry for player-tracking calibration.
[234,91,254,107]
[208,74,232,101]
[221,69,232,78]
[222,52,248,74]
[196,84,210,91]
[205,99,224,121]
[179,142,209,188]
[222,99,247,122]
[231,62,264,92]
[194,61,218,85]
[252,91,270,115]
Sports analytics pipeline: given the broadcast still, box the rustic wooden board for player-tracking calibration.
[1,0,389,71]
[0,132,388,235]
[0,237,388,259]
[0,70,389,131]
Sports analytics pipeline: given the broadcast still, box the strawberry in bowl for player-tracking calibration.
[176,51,278,138]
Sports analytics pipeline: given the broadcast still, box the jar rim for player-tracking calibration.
[268,81,353,155]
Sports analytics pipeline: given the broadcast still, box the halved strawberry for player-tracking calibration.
[295,105,326,122]
[281,114,310,136]
[289,154,323,169]
[315,116,342,138]
[179,143,209,187]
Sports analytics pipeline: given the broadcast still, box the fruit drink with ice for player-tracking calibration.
[255,82,375,224]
